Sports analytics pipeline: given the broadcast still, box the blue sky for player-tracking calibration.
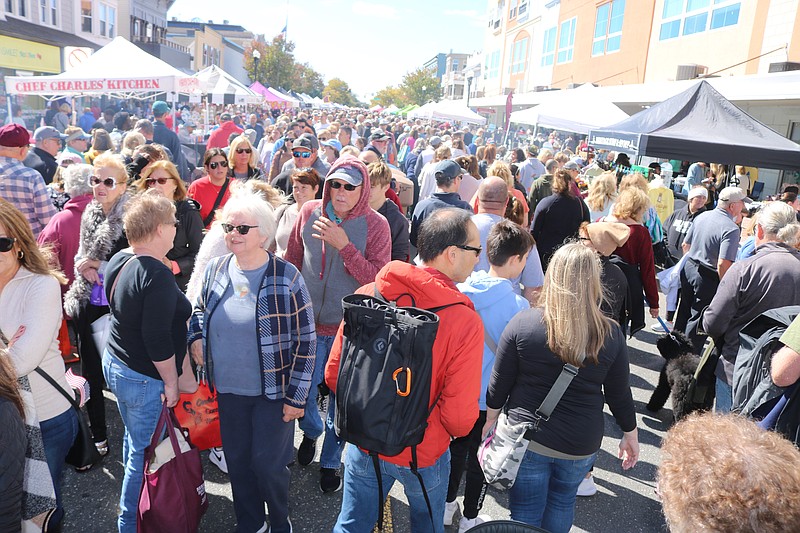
[168,0,486,100]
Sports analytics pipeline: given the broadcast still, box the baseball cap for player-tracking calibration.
[0,123,31,147]
[369,129,390,142]
[65,129,91,143]
[34,126,67,142]
[687,187,709,200]
[294,133,320,152]
[220,112,233,122]
[328,165,364,186]
[152,100,170,116]
[718,186,747,203]
[434,160,465,181]
[321,139,342,151]
[563,160,581,171]
[429,135,442,148]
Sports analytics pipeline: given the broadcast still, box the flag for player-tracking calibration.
[279,24,287,40]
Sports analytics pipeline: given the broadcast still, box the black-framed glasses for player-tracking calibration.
[329,181,359,191]
[236,148,252,154]
[90,176,121,189]
[163,220,180,228]
[0,236,16,253]
[145,177,174,186]
[452,243,482,256]
[208,160,228,170]
[221,223,259,235]
[292,151,312,158]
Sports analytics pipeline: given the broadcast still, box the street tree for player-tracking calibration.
[402,67,441,106]
[293,63,325,97]
[372,85,408,107]
[245,37,295,90]
[324,78,357,107]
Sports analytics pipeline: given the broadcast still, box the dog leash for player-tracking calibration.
[644,294,672,333]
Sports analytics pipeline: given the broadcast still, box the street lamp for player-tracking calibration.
[252,49,261,83]
[466,73,473,107]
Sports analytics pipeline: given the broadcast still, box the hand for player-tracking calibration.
[283,404,305,422]
[312,217,350,250]
[649,308,660,319]
[162,382,180,408]
[76,258,101,273]
[82,267,100,285]
[7,325,25,347]
[481,420,496,442]
[190,340,204,367]
[618,430,639,470]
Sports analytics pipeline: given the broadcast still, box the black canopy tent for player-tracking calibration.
[588,81,800,171]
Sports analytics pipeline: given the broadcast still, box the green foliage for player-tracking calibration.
[323,78,358,107]
[402,68,441,106]
[244,38,331,99]
[371,85,408,107]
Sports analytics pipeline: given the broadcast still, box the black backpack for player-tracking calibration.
[334,290,458,530]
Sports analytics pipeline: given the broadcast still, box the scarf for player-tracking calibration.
[63,194,129,318]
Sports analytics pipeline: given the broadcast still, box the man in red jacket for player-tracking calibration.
[326,208,484,532]
[206,112,243,149]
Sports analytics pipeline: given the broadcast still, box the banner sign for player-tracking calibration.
[7,75,199,95]
[0,36,60,73]
[588,131,641,153]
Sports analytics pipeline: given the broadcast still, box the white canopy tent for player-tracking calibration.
[6,36,197,98]
[191,65,261,105]
[408,100,487,125]
[509,83,629,134]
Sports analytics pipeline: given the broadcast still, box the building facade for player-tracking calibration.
[167,19,255,84]
[120,0,190,70]
[441,52,470,100]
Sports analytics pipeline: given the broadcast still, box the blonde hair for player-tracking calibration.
[434,146,451,163]
[123,189,176,243]
[92,152,127,181]
[228,135,259,169]
[121,132,146,158]
[367,161,393,188]
[587,172,618,212]
[138,160,188,201]
[487,161,514,189]
[618,172,648,193]
[541,243,610,365]
[612,188,649,222]
[538,148,553,163]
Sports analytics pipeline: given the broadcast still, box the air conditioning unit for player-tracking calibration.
[675,64,707,80]
[768,62,800,73]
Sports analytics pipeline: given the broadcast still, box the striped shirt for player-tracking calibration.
[0,156,57,236]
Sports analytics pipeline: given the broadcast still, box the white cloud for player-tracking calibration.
[351,1,398,19]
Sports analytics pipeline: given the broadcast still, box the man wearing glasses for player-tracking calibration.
[271,133,330,197]
[24,126,64,185]
[0,123,56,236]
[285,156,391,493]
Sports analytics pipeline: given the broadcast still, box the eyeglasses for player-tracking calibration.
[163,220,180,228]
[329,181,359,191]
[293,151,312,158]
[0,237,16,253]
[208,160,228,170]
[90,176,123,189]
[236,148,252,154]
[221,223,259,235]
[452,243,482,256]
[145,177,174,186]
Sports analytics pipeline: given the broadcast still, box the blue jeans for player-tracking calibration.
[334,445,450,533]
[510,449,597,533]
[716,378,733,413]
[102,351,164,533]
[40,406,78,526]
[298,334,335,439]
[320,392,345,469]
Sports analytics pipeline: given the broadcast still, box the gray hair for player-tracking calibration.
[62,164,94,197]
[134,119,153,136]
[219,185,277,250]
[758,201,797,239]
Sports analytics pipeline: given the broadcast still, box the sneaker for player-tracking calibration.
[444,500,459,526]
[577,473,598,497]
[266,517,292,533]
[297,435,317,466]
[458,515,491,532]
[651,320,673,333]
[209,447,228,474]
[320,467,342,493]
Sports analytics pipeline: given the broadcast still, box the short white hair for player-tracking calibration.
[219,188,276,250]
[758,201,796,236]
[62,164,94,197]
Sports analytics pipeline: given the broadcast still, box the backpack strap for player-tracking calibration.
[202,177,230,227]
[371,451,386,531]
[408,445,436,529]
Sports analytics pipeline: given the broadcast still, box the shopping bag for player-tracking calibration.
[138,402,208,533]
[174,368,221,451]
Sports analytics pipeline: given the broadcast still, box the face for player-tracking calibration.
[323,146,338,164]
[328,179,362,218]
[0,222,20,277]
[145,168,178,199]
[728,199,744,218]
[337,129,350,145]
[292,146,316,168]
[372,139,389,154]
[451,223,481,283]
[292,180,318,206]
[223,211,265,257]
[689,195,706,213]
[40,137,61,156]
[91,166,126,207]
[369,181,389,206]
[233,144,252,167]
[206,155,228,181]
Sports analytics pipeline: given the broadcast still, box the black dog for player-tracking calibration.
[646,330,701,421]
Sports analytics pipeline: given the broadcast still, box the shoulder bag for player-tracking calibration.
[201,178,230,228]
[90,255,137,356]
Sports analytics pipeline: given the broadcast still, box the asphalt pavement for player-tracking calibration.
[61,296,671,533]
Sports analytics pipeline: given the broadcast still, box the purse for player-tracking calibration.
[173,367,221,451]
[34,367,102,470]
[478,351,586,490]
[91,255,137,355]
[138,401,208,533]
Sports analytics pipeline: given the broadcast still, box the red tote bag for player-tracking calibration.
[137,402,209,533]
[174,373,221,451]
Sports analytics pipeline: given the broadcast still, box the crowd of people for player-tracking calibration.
[1,99,800,533]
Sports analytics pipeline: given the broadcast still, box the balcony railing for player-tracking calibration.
[132,35,190,55]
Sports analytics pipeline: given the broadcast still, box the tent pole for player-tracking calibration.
[6,94,12,126]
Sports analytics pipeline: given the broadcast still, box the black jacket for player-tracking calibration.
[168,199,204,292]
[664,205,706,258]
[0,398,26,533]
[23,147,58,185]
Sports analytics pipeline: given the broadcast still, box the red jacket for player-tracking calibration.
[325,261,484,468]
[37,193,92,295]
[206,121,243,149]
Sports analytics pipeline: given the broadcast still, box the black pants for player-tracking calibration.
[446,410,488,519]
[674,258,719,354]
[75,303,108,443]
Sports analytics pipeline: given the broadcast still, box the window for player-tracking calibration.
[511,37,528,74]
[509,0,517,19]
[485,50,501,79]
[5,0,11,13]
[556,17,576,64]
[660,0,740,40]
[81,0,92,32]
[99,3,115,37]
[593,0,625,56]
[452,59,459,73]
[518,0,528,17]
[541,27,556,66]
[17,0,24,16]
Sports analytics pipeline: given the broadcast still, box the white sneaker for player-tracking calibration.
[458,515,490,532]
[209,447,228,474]
[577,473,597,496]
[444,500,459,526]
[651,321,673,333]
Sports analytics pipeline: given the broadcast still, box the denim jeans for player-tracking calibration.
[510,449,597,533]
[334,446,450,533]
[40,406,78,526]
[298,334,335,439]
[715,378,733,413]
[102,351,164,533]
[320,391,346,469]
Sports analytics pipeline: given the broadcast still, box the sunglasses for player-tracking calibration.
[145,177,174,186]
[329,181,359,191]
[90,176,122,189]
[221,223,259,235]
[293,151,312,158]
[236,148,252,154]
[0,237,16,253]
[452,243,482,256]
[208,160,228,170]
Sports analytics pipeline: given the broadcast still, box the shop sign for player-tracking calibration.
[0,36,60,73]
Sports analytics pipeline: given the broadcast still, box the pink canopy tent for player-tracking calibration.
[250,82,292,110]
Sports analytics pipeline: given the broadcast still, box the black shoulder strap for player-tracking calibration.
[34,367,80,410]
[203,178,230,227]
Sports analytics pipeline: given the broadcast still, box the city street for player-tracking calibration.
[62,298,670,533]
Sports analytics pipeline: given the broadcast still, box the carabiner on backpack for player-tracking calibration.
[392,367,412,397]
